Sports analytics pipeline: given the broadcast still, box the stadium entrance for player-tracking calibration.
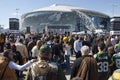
[45,25,71,35]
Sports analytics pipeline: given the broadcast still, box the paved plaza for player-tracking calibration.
[65,55,76,80]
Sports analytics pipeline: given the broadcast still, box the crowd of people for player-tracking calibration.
[0,32,120,80]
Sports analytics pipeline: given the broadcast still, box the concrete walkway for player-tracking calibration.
[65,54,76,80]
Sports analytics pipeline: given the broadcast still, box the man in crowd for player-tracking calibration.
[94,42,112,80]
[74,37,82,58]
[27,44,66,80]
[71,45,98,80]
[31,40,42,59]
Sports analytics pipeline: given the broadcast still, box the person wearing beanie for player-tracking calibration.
[26,45,67,80]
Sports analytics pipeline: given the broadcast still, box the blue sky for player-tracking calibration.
[0,0,120,28]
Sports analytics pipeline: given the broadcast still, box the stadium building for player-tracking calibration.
[21,4,110,34]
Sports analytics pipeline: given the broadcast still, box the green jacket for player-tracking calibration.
[70,56,84,79]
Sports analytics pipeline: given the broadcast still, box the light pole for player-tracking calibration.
[112,4,118,17]
[16,8,20,18]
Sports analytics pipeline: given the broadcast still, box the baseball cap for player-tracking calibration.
[40,45,51,55]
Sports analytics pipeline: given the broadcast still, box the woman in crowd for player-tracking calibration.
[0,49,36,80]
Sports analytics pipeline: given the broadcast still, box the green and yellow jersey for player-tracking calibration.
[112,53,120,69]
[94,51,112,80]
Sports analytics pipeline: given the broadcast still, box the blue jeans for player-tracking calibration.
[65,55,70,69]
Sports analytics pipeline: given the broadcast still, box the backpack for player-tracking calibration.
[29,60,58,80]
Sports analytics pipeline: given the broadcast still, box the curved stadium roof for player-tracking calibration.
[22,4,109,18]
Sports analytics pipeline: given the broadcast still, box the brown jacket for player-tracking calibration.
[77,55,98,80]
[0,58,17,80]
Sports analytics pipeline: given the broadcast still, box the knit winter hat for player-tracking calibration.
[40,45,51,55]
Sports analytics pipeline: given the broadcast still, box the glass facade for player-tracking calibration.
[89,16,110,30]
[21,11,110,33]
[21,11,78,33]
